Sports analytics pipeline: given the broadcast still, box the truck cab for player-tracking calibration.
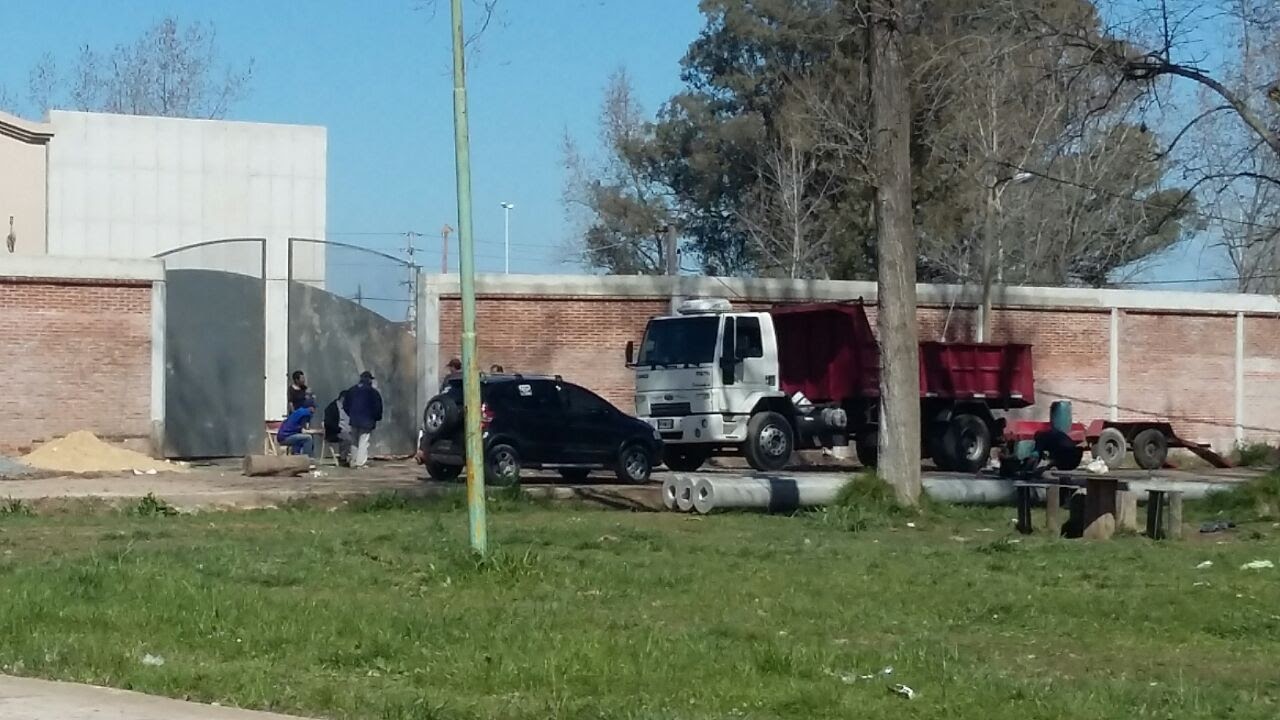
[629,299,800,471]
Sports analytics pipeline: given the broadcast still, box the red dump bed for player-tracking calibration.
[770,303,1035,408]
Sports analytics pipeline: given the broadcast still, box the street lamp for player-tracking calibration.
[500,202,515,274]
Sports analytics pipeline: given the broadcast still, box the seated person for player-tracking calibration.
[277,404,316,457]
[323,390,352,466]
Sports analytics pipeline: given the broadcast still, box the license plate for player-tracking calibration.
[657,419,674,430]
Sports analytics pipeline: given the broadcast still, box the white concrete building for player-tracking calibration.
[0,109,329,418]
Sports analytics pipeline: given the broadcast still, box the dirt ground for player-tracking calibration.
[0,454,1260,514]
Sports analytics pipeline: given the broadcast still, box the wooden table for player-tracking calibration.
[1015,474,1129,538]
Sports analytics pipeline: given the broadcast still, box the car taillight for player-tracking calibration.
[481,403,494,429]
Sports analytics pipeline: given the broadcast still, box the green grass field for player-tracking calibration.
[0,489,1278,719]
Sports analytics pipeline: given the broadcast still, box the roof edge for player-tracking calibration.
[0,110,54,145]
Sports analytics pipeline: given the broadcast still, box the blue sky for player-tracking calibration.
[0,1,1242,297]
[0,0,705,287]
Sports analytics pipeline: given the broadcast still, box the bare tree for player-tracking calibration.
[869,0,922,506]
[737,108,840,278]
[32,17,252,119]
[561,69,678,274]
[1183,1,1280,291]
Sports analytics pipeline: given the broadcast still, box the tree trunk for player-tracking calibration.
[869,0,921,506]
[242,454,310,477]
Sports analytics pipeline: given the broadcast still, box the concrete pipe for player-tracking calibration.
[674,475,696,512]
[692,476,848,514]
[660,476,680,511]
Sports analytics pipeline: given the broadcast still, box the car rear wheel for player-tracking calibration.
[486,444,521,486]
[425,460,461,483]
[558,468,591,482]
[615,444,652,484]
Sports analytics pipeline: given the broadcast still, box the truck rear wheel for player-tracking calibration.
[927,422,955,471]
[855,431,878,469]
[745,411,793,471]
[944,414,992,473]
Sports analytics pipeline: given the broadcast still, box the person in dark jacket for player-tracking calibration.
[342,371,383,468]
[323,390,351,467]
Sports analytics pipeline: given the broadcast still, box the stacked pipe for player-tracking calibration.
[663,474,1230,514]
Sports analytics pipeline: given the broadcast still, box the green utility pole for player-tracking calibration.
[450,0,487,555]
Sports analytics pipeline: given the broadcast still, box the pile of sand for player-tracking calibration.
[22,431,189,474]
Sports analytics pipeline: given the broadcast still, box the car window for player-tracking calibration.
[562,384,613,415]
[498,380,560,413]
[736,316,763,358]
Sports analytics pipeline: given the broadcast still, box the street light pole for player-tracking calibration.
[450,0,486,555]
[500,202,514,274]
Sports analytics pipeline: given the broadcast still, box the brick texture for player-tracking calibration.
[0,278,152,452]
[437,292,1279,450]
[1245,315,1280,443]
[1118,312,1236,448]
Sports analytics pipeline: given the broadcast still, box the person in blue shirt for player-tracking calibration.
[277,404,316,457]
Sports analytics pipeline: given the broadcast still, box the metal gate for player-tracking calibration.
[157,240,266,458]
[287,238,419,455]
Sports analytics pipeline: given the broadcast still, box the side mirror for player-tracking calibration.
[625,341,635,366]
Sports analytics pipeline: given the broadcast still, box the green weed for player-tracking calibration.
[130,493,177,518]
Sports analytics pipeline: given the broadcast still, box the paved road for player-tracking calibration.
[0,675,308,720]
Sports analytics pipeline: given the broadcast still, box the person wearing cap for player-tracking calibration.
[342,370,384,468]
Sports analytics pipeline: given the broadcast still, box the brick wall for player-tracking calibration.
[0,277,152,452]
[433,282,1280,451]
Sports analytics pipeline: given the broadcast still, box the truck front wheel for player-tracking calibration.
[664,447,710,472]
[745,412,794,471]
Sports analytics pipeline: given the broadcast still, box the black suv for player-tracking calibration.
[418,375,663,485]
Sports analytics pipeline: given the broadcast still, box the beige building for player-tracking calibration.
[0,111,53,256]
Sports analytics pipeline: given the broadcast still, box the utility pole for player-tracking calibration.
[869,0,921,506]
[500,202,514,274]
[401,231,420,327]
[450,0,487,555]
[441,224,453,273]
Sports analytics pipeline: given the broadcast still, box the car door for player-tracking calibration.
[493,380,563,465]
[561,383,619,465]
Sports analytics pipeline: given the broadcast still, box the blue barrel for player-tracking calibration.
[1050,400,1072,433]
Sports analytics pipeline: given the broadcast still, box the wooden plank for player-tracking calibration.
[1046,486,1061,535]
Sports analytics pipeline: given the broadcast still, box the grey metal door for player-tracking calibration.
[164,269,265,457]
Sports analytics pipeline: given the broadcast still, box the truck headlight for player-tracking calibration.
[652,427,662,441]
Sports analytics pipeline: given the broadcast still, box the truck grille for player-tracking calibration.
[649,402,692,417]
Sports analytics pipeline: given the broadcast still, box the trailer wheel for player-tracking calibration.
[855,431,878,469]
[745,411,793,471]
[1092,427,1127,468]
[1132,428,1169,470]
[944,414,992,473]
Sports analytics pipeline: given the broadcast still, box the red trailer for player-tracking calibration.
[1004,418,1233,470]
[770,302,1036,472]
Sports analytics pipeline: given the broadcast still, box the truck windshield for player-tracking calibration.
[637,316,720,367]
